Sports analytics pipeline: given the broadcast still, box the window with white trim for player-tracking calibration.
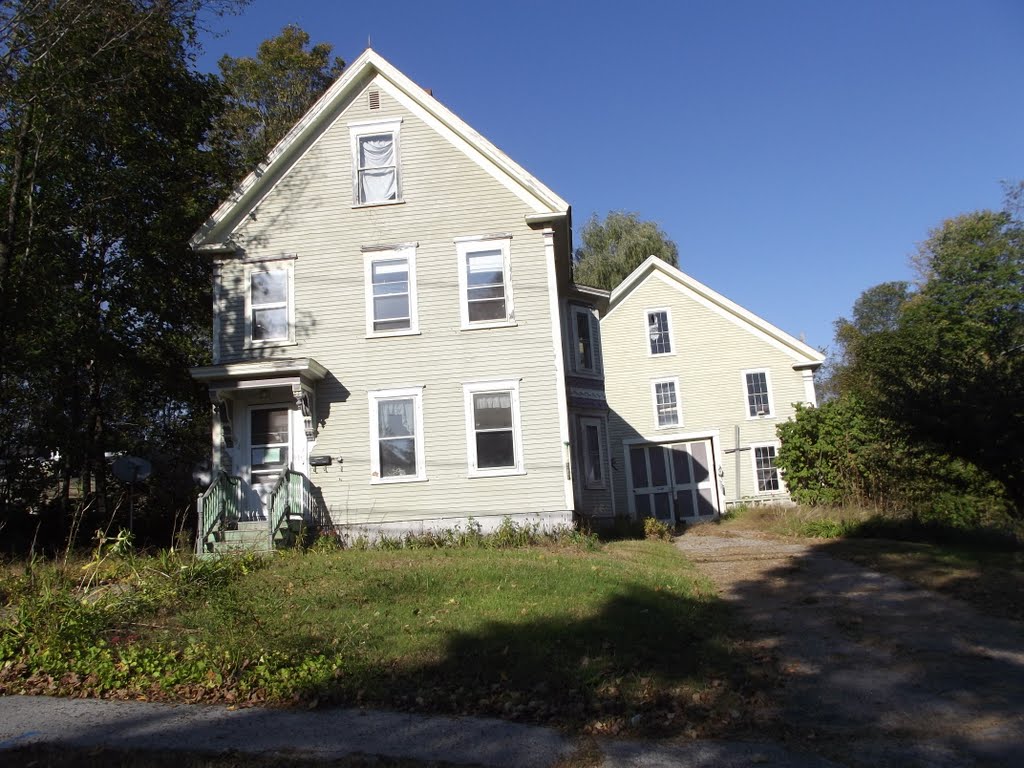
[463,380,524,476]
[580,416,606,489]
[456,237,514,328]
[246,264,293,345]
[753,444,781,492]
[651,378,681,428]
[647,309,673,355]
[743,369,774,418]
[364,246,418,336]
[350,119,402,205]
[571,305,603,375]
[369,387,425,483]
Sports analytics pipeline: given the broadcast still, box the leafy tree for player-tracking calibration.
[0,0,243,548]
[860,208,1024,513]
[573,211,678,290]
[210,24,345,181]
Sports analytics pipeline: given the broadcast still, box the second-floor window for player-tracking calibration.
[652,377,681,428]
[350,119,402,205]
[249,266,291,344]
[647,309,672,355]
[744,369,774,417]
[571,306,602,375]
[364,246,418,336]
[456,236,514,328]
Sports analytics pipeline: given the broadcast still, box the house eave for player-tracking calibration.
[189,358,328,385]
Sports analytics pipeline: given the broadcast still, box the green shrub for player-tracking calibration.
[643,517,672,540]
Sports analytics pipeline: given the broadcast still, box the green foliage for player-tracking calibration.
[643,517,673,540]
[210,24,345,181]
[572,211,678,291]
[0,0,245,548]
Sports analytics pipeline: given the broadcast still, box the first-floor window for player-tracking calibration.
[369,387,425,482]
[464,380,524,476]
[652,378,681,428]
[753,445,780,492]
[580,416,606,489]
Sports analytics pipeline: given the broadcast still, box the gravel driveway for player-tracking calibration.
[674,529,1024,767]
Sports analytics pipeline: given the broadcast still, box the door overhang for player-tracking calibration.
[190,358,329,442]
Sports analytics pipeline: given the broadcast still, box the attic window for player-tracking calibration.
[368,90,380,110]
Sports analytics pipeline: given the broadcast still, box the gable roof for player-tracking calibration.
[191,49,569,250]
[605,256,825,368]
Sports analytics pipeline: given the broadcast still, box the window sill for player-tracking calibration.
[745,414,775,421]
[467,468,527,479]
[245,340,298,350]
[460,321,518,331]
[655,423,683,430]
[370,475,428,485]
[366,330,421,340]
[352,199,405,210]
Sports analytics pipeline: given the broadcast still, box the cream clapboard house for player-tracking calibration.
[189,50,614,551]
[600,257,824,526]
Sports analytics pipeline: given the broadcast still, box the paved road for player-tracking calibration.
[676,530,1024,767]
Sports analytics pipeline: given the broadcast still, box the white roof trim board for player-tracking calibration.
[191,49,568,249]
[606,256,825,367]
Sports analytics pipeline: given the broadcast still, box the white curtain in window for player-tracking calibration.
[360,135,396,201]
[379,399,412,437]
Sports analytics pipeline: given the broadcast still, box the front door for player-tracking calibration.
[246,405,290,520]
[628,439,720,524]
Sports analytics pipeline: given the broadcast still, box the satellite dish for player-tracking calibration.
[112,456,152,484]
[192,459,213,488]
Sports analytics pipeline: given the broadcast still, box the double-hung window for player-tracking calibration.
[369,387,425,483]
[464,380,524,476]
[743,369,774,418]
[456,236,514,328]
[246,262,293,346]
[753,444,781,492]
[571,306,602,375]
[364,245,418,336]
[651,377,681,428]
[647,309,673,355]
[350,119,402,205]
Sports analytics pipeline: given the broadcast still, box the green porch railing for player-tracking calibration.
[267,469,305,547]
[196,471,242,554]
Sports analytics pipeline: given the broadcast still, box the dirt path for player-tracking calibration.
[675,529,1024,767]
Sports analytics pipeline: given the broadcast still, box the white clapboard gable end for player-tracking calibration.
[190,49,569,251]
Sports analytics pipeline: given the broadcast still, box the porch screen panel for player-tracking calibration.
[670,445,692,485]
[649,447,668,487]
[690,442,710,483]
[630,446,648,489]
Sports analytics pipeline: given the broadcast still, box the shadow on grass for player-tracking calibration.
[304,584,770,737]
[720,541,1024,766]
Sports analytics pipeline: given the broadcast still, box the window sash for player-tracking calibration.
[581,418,605,488]
[754,445,780,492]
[357,133,397,203]
[464,380,522,475]
[654,380,679,427]
[746,371,772,416]
[250,269,289,342]
[648,310,672,355]
[576,311,594,371]
[369,389,424,482]
[466,249,507,322]
[371,258,411,331]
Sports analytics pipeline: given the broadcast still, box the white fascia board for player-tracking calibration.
[606,256,825,365]
[190,357,328,383]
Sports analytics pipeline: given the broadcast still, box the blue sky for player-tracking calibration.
[196,0,1024,353]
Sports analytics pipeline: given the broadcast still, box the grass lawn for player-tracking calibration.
[0,538,776,738]
[714,504,1024,621]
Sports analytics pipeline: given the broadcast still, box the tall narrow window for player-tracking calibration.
[250,268,289,342]
[571,306,602,375]
[580,416,606,489]
[364,246,418,335]
[350,119,402,205]
[647,309,672,355]
[744,370,774,417]
[652,378,681,428]
[753,445,780,492]
[456,237,514,328]
[464,380,524,476]
[369,387,425,483]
